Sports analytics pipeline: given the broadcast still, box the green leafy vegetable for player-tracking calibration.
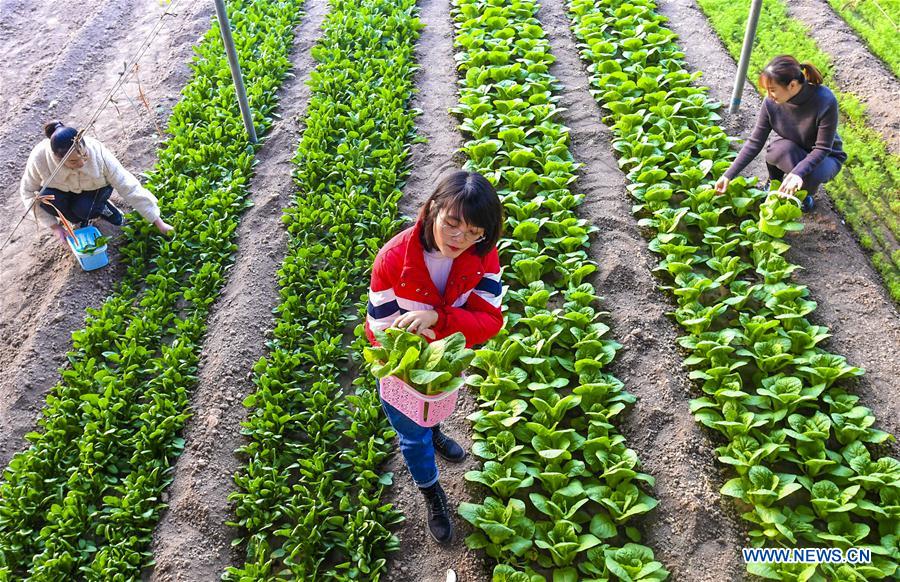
[365,329,474,396]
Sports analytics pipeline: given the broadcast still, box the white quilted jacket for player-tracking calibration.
[19,136,160,227]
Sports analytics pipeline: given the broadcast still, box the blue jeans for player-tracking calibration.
[765,138,843,197]
[39,186,113,224]
[380,395,439,488]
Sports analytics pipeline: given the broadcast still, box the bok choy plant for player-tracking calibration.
[566,0,899,578]
[450,0,668,578]
[364,329,474,396]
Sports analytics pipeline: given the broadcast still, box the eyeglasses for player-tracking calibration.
[438,214,485,243]
[57,142,88,162]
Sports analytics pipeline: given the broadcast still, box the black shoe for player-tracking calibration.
[420,481,453,544]
[801,195,815,213]
[99,201,124,226]
[432,426,466,463]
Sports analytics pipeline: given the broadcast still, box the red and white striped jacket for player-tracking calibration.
[365,221,504,348]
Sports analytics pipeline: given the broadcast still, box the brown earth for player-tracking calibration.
[145,0,331,579]
[383,0,488,579]
[0,0,213,465]
[540,2,749,580]
[787,0,900,155]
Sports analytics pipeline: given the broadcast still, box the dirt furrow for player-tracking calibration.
[146,1,330,579]
[0,0,108,128]
[539,1,747,580]
[787,0,900,155]
[0,0,213,466]
[658,0,900,447]
[383,0,486,580]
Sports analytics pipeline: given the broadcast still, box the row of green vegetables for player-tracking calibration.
[827,0,900,80]
[0,1,303,579]
[566,0,898,579]
[698,0,900,305]
[450,1,668,580]
[222,0,422,579]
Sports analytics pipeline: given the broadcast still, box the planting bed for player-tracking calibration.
[1,0,898,580]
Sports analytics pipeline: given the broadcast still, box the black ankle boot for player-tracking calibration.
[801,194,815,213]
[99,201,124,226]
[420,481,453,544]
[432,425,466,462]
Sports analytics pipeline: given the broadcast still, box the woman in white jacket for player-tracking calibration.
[19,121,174,243]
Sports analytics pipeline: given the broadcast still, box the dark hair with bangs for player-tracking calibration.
[417,170,503,257]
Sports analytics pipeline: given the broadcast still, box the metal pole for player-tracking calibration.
[728,0,764,114]
[214,0,257,143]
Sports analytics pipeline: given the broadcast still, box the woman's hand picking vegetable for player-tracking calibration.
[153,217,175,235]
[778,172,804,196]
[49,223,68,243]
[394,310,438,339]
[714,175,730,194]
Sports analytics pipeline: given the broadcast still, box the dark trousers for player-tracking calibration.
[39,186,113,225]
[765,138,842,197]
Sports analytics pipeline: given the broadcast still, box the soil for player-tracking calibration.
[786,0,900,155]
[145,0,331,579]
[1,0,898,580]
[383,0,488,580]
[539,2,747,580]
[0,0,214,465]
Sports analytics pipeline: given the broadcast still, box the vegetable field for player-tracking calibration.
[0,0,898,581]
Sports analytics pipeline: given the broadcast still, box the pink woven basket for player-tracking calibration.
[380,375,460,427]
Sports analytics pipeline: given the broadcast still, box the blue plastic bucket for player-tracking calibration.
[66,226,109,271]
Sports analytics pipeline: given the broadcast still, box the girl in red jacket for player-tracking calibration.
[365,170,504,544]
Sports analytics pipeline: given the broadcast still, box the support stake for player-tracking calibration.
[214,0,257,143]
[729,0,764,114]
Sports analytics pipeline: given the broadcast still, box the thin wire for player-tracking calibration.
[81,0,183,138]
[841,0,899,31]
[863,0,899,32]
[0,0,182,254]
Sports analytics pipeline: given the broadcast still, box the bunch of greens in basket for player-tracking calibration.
[365,329,474,396]
[73,234,109,254]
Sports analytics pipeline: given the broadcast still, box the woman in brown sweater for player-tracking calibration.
[714,55,847,212]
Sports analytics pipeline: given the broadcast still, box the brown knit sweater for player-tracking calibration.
[724,82,847,180]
